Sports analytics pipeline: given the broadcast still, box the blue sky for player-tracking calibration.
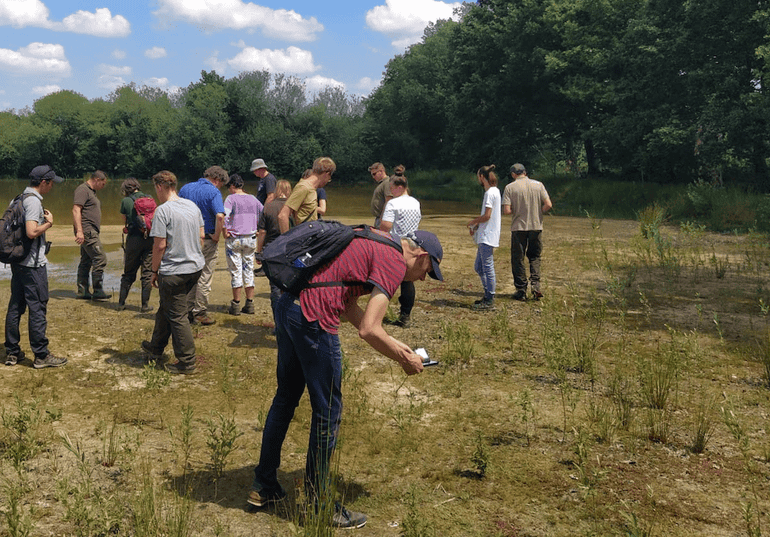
[0,0,464,112]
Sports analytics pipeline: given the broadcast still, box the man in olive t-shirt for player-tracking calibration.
[72,170,110,300]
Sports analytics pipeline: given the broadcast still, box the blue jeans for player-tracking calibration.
[474,243,496,300]
[253,292,343,498]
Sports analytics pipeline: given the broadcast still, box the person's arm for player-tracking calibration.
[317,198,327,216]
[468,207,492,227]
[379,220,393,232]
[72,204,84,244]
[257,230,266,253]
[502,204,512,216]
[278,204,292,234]
[543,196,553,213]
[212,213,225,242]
[150,237,167,288]
[265,192,276,205]
[200,226,205,249]
[342,288,424,375]
[26,210,53,239]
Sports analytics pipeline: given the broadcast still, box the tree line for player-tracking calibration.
[2,0,769,189]
[0,71,368,182]
[368,0,770,189]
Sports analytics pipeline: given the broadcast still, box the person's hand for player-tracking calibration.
[75,230,84,245]
[151,272,159,288]
[400,352,424,375]
[43,209,53,226]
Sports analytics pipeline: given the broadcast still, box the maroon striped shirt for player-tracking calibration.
[299,236,406,334]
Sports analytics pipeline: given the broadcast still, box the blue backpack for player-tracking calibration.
[258,220,402,296]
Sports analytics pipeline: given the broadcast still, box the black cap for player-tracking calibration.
[30,165,64,183]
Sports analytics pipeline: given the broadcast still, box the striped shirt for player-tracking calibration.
[300,236,406,334]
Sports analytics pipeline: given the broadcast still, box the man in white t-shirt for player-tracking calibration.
[502,163,552,301]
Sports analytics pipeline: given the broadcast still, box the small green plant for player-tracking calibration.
[1,396,43,473]
[690,396,715,454]
[169,404,195,482]
[515,389,536,446]
[470,431,489,478]
[710,249,729,279]
[4,478,33,537]
[637,203,668,239]
[141,361,171,390]
[441,321,475,366]
[608,370,635,431]
[400,486,435,537]
[205,411,243,481]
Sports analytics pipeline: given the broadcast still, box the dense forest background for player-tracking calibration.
[2,0,770,188]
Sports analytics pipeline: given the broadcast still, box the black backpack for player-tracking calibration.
[0,193,34,264]
[258,220,403,296]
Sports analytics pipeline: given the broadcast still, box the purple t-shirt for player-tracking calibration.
[224,192,262,235]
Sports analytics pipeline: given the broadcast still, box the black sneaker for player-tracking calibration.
[331,503,367,529]
[141,303,153,313]
[246,487,287,507]
[33,354,67,369]
[532,290,544,301]
[472,299,495,311]
[512,290,527,302]
[4,350,25,366]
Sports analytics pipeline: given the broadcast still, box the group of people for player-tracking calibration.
[2,157,551,530]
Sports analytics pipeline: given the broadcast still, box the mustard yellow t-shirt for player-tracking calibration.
[284,179,318,225]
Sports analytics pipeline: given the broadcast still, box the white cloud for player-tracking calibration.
[99,64,132,77]
[356,77,379,94]
[0,42,71,76]
[305,75,345,94]
[145,47,167,59]
[0,1,130,37]
[31,84,60,96]
[54,8,130,37]
[97,75,125,91]
[112,49,126,60]
[145,77,170,87]
[0,0,49,27]
[153,0,323,41]
[366,0,461,48]
[221,46,319,74]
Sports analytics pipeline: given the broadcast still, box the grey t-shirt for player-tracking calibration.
[150,198,205,275]
[19,187,47,268]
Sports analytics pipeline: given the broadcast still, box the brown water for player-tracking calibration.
[0,179,476,225]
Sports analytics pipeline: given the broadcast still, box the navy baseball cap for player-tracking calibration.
[30,165,64,183]
[412,230,444,281]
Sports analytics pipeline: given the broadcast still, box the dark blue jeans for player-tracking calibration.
[5,264,49,359]
[253,292,343,499]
